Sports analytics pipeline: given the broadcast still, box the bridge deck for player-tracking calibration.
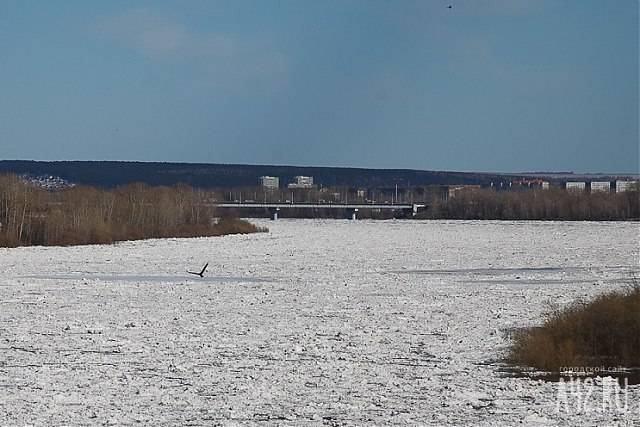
[214,202,422,210]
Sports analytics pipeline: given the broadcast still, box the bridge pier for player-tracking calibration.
[270,207,280,220]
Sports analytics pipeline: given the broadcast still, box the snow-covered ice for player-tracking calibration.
[0,220,638,425]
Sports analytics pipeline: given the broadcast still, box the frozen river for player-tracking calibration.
[1,220,639,425]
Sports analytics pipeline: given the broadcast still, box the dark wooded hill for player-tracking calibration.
[0,160,630,189]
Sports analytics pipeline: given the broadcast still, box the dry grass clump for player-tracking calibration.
[507,285,640,372]
[212,216,268,236]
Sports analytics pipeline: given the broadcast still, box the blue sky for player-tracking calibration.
[1,0,638,172]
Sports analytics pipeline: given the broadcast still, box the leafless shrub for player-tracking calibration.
[507,284,640,371]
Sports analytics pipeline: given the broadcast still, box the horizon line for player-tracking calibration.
[1,159,638,177]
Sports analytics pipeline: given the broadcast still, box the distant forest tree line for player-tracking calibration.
[0,174,264,247]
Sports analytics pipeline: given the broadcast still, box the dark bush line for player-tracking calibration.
[0,174,266,247]
[420,188,639,221]
[507,285,640,372]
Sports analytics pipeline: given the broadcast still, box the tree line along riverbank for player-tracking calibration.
[0,174,266,247]
[418,187,638,221]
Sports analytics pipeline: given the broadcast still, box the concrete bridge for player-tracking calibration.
[213,202,426,220]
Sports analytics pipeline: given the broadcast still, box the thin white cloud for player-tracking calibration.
[97,8,289,92]
[98,8,189,57]
[456,0,551,16]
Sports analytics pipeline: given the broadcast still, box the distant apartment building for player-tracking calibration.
[590,181,611,193]
[259,176,279,189]
[288,176,314,189]
[615,180,639,193]
[565,182,586,192]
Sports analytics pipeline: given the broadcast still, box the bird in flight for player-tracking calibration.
[187,263,209,278]
[447,5,453,9]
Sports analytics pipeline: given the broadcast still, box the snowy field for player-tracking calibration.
[0,219,639,426]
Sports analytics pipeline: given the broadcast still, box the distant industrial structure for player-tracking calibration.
[447,185,481,198]
[287,176,314,189]
[259,176,279,189]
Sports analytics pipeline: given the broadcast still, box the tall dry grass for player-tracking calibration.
[507,285,640,372]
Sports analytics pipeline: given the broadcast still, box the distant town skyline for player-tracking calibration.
[1,0,638,173]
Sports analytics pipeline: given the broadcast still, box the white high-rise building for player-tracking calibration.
[565,182,586,191]
[615,180,638,193]
[288,176,314,189]
[590,181,610,192]
[260,176,279,189]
